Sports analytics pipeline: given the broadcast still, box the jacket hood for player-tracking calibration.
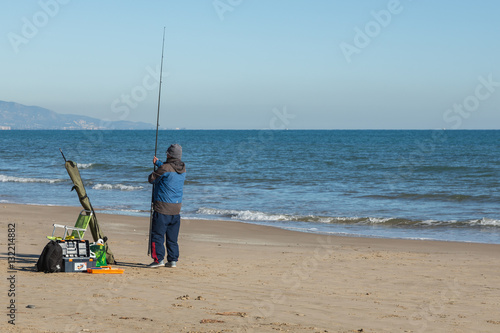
[166,158,186,174]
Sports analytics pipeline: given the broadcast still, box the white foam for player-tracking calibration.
[330,216,361,222]
[0,174,64,184]
[366,217,392,224]
[92,183,144,191]
[420,219,439,225]
[235,210,287,221]
[196,207,500,231]
[77,163,94,169]
[473,218,500,227]
[196,207,287,221]
[98,208,147,216]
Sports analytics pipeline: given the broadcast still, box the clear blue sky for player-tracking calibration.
[1,0,499,129]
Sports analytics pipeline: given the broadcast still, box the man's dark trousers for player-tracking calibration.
[151,212,180,263]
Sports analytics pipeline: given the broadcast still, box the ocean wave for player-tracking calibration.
[0,174,65,184]
[195,207,500,228]
[75,163,120,171]
[92,183,144,191]
[97,208,149,216]
[196,207,288,221]
[77,163,94,169]
[463,218,500,227]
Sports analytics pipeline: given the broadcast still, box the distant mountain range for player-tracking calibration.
[0,101,155,130]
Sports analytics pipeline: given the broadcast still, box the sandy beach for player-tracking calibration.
[1,203,499,332]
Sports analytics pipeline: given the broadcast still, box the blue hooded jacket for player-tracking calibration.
[148,158,186,215]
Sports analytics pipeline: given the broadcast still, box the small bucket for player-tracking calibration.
[89,244,107,267]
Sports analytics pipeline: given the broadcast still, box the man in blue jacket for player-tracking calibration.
[148,144,186,268]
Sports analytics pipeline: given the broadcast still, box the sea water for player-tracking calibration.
[1,130,499,244]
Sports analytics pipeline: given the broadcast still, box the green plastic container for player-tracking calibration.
[90,244,107,267]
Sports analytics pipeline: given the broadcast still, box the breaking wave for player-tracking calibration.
[197,207,288,221]
[195,207,500,228]
[97,207,149,216]
[77,163,94,169]
[0,174,65,184]
[92,183,144,191]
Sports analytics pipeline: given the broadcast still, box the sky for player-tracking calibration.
[1,0,499,129]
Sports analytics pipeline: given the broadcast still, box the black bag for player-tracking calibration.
[36,240,63,273]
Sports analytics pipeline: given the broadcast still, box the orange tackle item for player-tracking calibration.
[86,266,124,274]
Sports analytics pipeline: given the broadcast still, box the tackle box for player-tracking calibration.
[57,239,90,258]
[63,257,96,273]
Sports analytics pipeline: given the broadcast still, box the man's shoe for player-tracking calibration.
[148,260,164,268]
[165,261,177,268]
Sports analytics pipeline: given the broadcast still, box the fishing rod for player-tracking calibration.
[59,148,67,162]
[148,27,166,255]
[155,27,166,160]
